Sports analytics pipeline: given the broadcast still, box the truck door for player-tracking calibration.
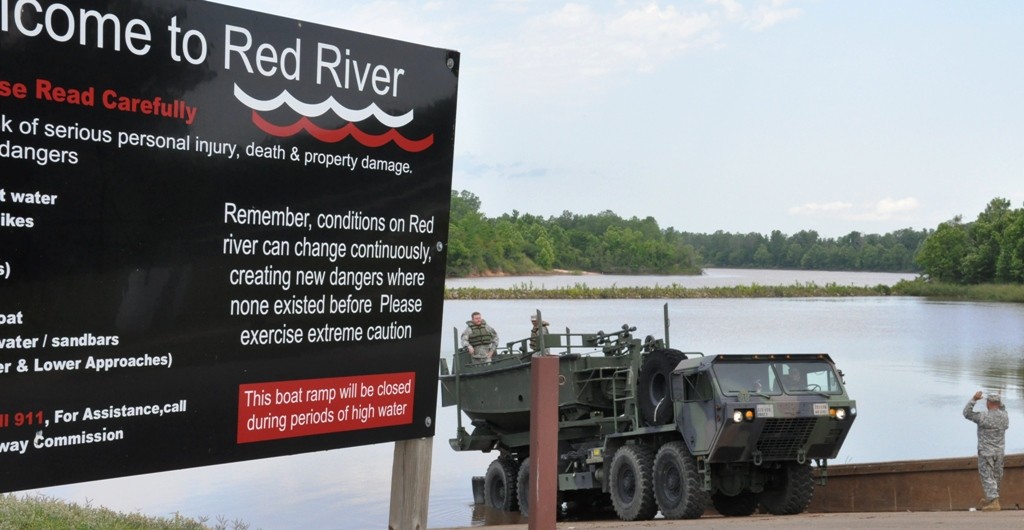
[675,370,717,455]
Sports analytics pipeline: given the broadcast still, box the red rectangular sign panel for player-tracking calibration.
[237,372,416,443]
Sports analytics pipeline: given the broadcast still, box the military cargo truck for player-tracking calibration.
[438,311,857,521]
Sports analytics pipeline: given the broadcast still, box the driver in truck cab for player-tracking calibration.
[782,366,805,391]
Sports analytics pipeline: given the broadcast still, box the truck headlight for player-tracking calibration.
[731,409,755,423]
[830,407,847,420]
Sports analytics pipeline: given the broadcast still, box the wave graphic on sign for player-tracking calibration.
[234,84,433,152]
[250,112,434,152]
[234,85,413,127]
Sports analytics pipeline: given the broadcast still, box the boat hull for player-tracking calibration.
[440,350,634,435]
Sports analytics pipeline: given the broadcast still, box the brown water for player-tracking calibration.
[29,272,1023,530]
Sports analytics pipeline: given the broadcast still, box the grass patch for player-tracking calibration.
[890,279,1024,303]
[0,494,252,530]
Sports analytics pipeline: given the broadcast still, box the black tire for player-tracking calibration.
[516,457,531,518]
[608,445,658,521]
[712,490,758,516]
[653,441,707,519]
[639,349,687,426]
[484,457,519,512]
[758,462,814,515]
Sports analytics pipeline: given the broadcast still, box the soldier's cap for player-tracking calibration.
[530,314,538,320]
[986,393,1002,403]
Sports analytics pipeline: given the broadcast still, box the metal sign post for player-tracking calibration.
[529,310,558,529]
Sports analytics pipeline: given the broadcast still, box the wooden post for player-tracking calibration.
[529,352,558,529]
[388,437,433,530]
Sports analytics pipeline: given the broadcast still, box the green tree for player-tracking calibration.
[961,198,1011,284]
[768,230,787,267]
[996,208,1024,282]
[883,244,910,272]
[447,191,492,276]
[534,232,556,269]
[753,243,772,267]
[860,243,882,271]
[801,244,829,269]
[916,218,969,283]
[783,242,804,268]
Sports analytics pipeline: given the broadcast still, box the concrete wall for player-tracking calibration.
[809,454,1024,512]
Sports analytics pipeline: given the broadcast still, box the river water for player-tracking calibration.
[27,270,1024,529]
[443,267,918,290]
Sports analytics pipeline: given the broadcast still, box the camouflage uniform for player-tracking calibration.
[963,396,1009,503]
[461,319,497,362]
[529,318,549,352]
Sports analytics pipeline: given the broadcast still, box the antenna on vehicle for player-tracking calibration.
[663,303,670,349]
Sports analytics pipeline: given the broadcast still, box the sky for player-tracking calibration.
[214,0,1024,238]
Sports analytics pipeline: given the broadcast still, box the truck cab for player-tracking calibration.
[670,354,857,514]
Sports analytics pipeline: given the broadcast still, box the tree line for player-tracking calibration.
[448,190,928,277]
[447,190,702,276]
[682,228,925,272]
[447,190,1024,284]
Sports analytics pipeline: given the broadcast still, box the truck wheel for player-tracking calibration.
[653,441,707,519]
[711,491,757,516]
[639,349,687,426]
[608,445,658,521]
[484,457,519,512]
[758,462,814,515]
[516,457,530,518]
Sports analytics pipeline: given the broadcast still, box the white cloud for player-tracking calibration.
[746,1,803,31]
[478,0,809,96]
[606,4,717,72]
[710,0,803,30]
[877,196,920,214]
[848,197,921,221]
[788,197,921,223]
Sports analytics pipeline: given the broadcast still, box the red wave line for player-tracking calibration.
[251,111,434,153]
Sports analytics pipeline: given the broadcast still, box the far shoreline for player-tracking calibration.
[444,276,1024,304]
[445,266,921,280]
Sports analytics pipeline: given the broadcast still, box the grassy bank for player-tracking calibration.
[0,494,250,530]
[890,279,1024,303]
[445,280,1024,303]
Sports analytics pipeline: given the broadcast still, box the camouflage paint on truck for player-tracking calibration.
[439,308,857,521]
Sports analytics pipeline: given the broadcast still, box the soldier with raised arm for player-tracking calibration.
[963,390,1009,511]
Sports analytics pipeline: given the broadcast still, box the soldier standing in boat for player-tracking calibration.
[529,314,549,352]
[963,390,1009,511]
[461,311,498,362]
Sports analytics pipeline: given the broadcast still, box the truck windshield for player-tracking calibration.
[713,363,782,396]
[772,360,842,394]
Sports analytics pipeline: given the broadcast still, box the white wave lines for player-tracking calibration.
[233,85,414,128]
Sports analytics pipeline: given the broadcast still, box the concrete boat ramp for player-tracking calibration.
[434,454,1023,529]
[434,511,1021,529]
